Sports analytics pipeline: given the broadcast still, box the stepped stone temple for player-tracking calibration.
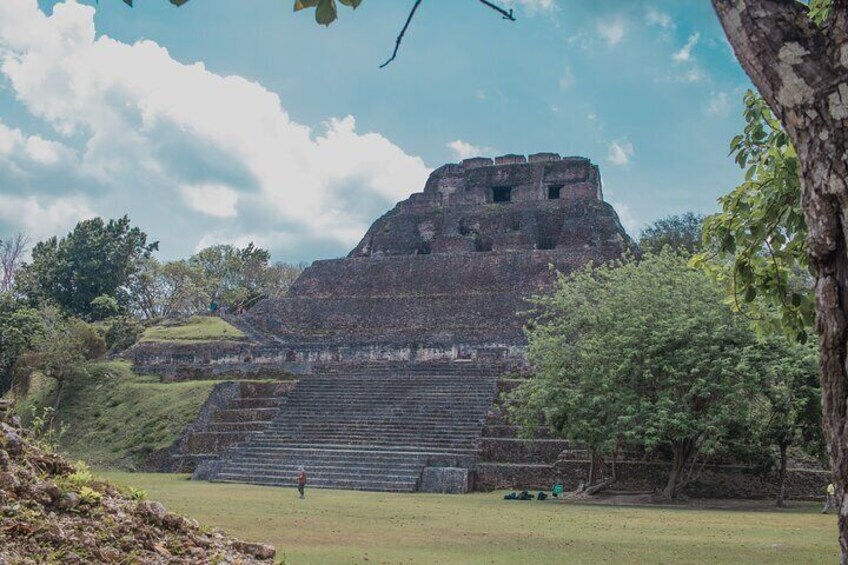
[127,153,828,496]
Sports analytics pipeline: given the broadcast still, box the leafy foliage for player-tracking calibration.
[639,212,705,254]
[694,91,812,342]
[512,251,767,498]
[18,216,158,320]
[128,244,302,318]
[0,296,42,395]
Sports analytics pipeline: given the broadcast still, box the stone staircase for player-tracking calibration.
[204,368,499,492]
[156,381,296,473]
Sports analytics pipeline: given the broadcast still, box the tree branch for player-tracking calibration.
[380,0,424,69]
[477,0,516,21]
[380,0,516,68]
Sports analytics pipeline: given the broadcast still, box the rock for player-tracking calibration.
[163,512,184,530]
[99,546,121,562]
[58,492,81,510]
[137,500,167,524]
[0,449,9,470]
[0,471,19,491]
[232,541,276,560]
[0,425,23,455]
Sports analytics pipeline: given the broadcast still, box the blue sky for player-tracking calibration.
[0,0,752,263]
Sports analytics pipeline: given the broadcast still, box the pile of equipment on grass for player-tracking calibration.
[0,401,276,564]
[504,484,563,502]
[504,490,546,501]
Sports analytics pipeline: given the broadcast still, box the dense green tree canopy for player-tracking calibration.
[19,216,157,320]
[0,296,42,396]
[512,251,768,498]
[639,212,705,255]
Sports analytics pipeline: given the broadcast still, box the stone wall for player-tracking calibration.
[474,460,829,500]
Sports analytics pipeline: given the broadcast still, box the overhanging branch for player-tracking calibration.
[380,0,516,68]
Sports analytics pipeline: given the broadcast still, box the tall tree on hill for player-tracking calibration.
[18,216,158,320]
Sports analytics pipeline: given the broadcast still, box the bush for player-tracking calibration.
[105,316,144,353]
[69,319,107,360]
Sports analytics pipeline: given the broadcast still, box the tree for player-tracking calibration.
[126,246,304,318]
[14,306,87,413]
[188,243,301,312]
[0,233,30,295]
[0,296,42,396]
[514,251,762,499]
[19,216,158,320]
[737,338,823,506]
[639,212,705,254]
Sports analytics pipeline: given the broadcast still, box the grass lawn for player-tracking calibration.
[141,315,245,343]
[102,472,838,564]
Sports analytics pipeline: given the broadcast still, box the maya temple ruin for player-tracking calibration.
[127,153,826,497]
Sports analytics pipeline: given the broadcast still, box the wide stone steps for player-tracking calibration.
[214,408,278,423]
[214,475,418,492]
[250,435,479,446]
[228,397,284,409]
[205,372,498,491]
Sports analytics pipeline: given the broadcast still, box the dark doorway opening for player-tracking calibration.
[492,186,512,203]
[537,235,557,250]
[548,185,563,200]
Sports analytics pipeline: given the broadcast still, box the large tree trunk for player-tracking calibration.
[663,440,695,499]
[712,0,848,558]
[777,443,788,508]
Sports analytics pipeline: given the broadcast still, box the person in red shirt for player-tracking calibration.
[297,466,307,499]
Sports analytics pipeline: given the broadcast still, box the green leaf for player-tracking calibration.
[294,0,320,10]
[315,0,338,25]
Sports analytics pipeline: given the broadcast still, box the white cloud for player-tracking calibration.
[597,17,626,46]
[181,183,239,218]
[559,64,575,90]
[0,0,431,261]
[706,91,732,116]
[567,30,593,51]
[607,139,634,166]
[645,8,675,30]
[587,113,597,121]
[611,201,638,234]
[0,119,75,169]
[0,194,96,240]
[673,33,700,62]
[447,139,497,160]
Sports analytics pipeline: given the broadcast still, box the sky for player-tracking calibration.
[0,0,753,263]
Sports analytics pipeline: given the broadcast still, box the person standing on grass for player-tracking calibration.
[297,466,307,499]
[823,483,835,514]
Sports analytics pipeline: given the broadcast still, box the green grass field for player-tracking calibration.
[102,472,838,564]
[141,315,245,343]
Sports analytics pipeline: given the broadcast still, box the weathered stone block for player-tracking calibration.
[494,154,528,165]
[419,467,471,494]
